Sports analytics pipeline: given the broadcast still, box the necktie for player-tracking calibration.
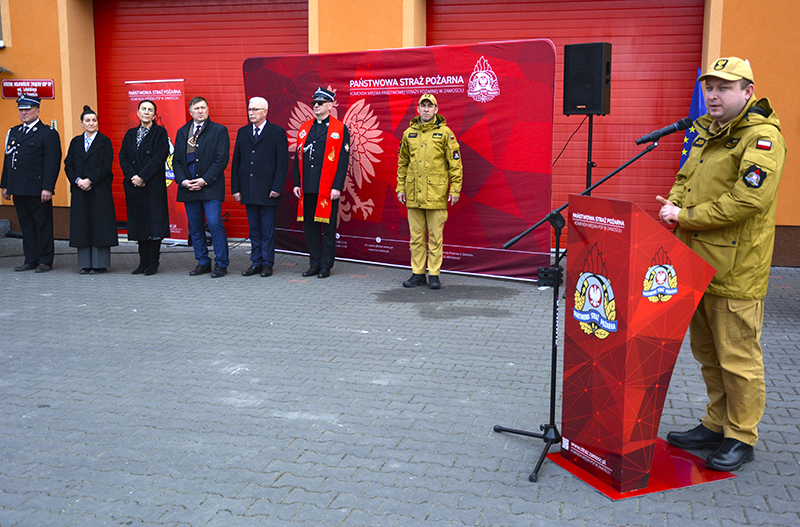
[22,125,29,134]
[254,126,260,140]
[85,135,91,152]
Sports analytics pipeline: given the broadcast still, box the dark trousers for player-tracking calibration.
[302,194,338,270]
[245,204,277,267]
[14,195,54,265]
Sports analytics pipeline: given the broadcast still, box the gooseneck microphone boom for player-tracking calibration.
[635,117,693,145]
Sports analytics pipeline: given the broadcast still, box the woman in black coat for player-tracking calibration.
[118,99,170,275]
[65,105,118,274]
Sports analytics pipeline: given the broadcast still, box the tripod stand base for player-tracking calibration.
[493,423,561,482]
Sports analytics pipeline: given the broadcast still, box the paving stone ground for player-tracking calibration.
[0,238,798,527]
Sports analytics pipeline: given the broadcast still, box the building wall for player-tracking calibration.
[312,0,425,52]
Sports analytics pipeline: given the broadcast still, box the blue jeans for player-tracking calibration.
[245,204,277,267]
[184,200,229,268]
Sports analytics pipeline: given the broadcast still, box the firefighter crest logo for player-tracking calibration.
[467,56,500,103]
[642,247,678,303]
[572,244,617,339]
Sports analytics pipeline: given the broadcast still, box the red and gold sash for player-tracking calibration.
[296,117,345,224]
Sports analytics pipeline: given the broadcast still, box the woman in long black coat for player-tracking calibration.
[65,105,118,274]
[118,99,170,275]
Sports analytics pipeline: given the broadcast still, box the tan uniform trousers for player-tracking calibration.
[690,293,765,446]
[407,207,448,276]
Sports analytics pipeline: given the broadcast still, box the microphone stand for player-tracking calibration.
[493,140,661,482]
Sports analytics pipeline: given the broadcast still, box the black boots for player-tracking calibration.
[133,240,161,275]
[145,239,161,275]
[132,241,149,274]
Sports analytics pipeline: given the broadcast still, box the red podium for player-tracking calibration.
[559,195,716,493]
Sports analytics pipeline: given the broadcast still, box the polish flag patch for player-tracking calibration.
[756,139,772,150]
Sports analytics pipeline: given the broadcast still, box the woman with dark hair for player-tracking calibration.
[65,105,118,274]
[119,99,170,275]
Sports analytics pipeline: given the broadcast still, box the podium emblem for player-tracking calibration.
[572,244,617,339]
[643,247,678,303]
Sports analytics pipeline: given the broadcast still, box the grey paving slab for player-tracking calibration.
[0,238,798,526]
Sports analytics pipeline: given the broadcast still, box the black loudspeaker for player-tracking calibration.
[563,42,611,116]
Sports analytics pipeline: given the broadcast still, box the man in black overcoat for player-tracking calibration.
[173,96,231,278]
[292,88,350,279]
[1,96,62,272]
[231,97,288,277]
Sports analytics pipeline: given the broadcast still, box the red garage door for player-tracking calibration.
[94,0,308,237]
[428,0,705,221]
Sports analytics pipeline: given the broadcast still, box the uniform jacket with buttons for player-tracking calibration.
[666,97,786,299]
[396,114,462,209]
[231,120,288,207]
[1,120,62,196]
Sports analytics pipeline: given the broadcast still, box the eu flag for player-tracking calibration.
[679,68,707,168]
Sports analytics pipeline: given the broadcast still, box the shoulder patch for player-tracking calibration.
[693,137,706,148]
[743,165,767,189]
[724,137,740,149]
[756,139,772,151]
[453,150,460,160]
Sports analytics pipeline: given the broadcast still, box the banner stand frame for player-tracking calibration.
[494,140,661,482]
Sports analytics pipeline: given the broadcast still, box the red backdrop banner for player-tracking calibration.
[124,80,189,241]
[243,39,555,280]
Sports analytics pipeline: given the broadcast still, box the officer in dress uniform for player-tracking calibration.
[292,87,350,278]
[1,96,62,272]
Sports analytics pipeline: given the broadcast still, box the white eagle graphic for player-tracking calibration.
[287,86,384,223]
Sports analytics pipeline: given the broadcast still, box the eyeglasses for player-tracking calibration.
[312,101,329,107]
[139,108,155,113]
[247,108,266,113]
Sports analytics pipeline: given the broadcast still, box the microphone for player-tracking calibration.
[635,117,693,145]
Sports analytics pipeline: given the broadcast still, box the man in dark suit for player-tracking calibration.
[1,96,62,272]
[231,97,288,277]
[173,96,231,278]
[292,87,350,279]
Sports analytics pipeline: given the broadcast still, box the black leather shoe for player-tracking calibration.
[14,263,37,272]
[402,273,427,288]
[79,268,91,275]
[242,265,262,276]
[317,269,331,278]
[706,438,754,471]
[260,266,273,277]
[211,266,228,278]
[190,264,211,276]
[667,424,724,450]
[89,268,106,275]
[34,264,52,273]
[429,275,441,289]
[302,267,320,277]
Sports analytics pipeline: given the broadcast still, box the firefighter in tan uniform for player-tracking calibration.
[396,94,463,290]
[657,58,786,471]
